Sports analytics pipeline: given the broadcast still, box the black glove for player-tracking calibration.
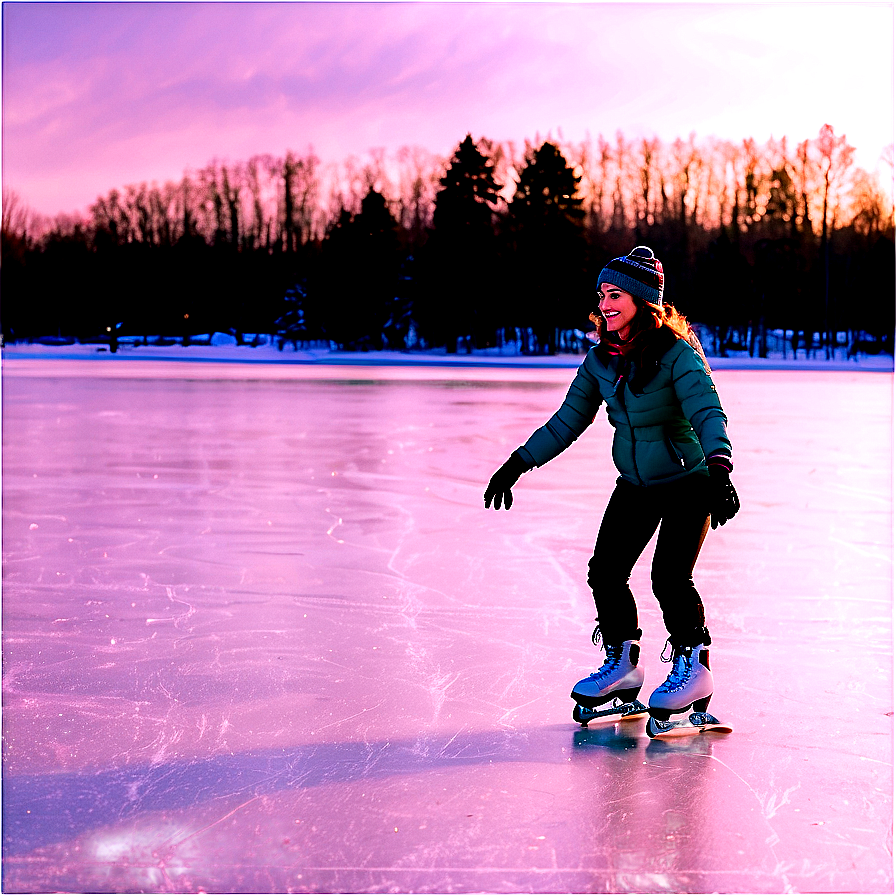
[484,451,530,510]
[708,462,740,529]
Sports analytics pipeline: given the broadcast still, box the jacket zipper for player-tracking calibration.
[665,434,686,468]
[615,367,644,486]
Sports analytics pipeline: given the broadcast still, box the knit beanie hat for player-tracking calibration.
[597,246,664,309]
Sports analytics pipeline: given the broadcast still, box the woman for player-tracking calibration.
[484,246,739,734]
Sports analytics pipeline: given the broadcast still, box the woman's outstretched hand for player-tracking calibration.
[484,451,529,510]
[708,463,740,528]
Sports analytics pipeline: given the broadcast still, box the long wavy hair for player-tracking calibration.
[589,301,693,343]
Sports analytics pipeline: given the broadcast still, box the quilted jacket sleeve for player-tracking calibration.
[671,342,732,464]
[517,351,605,468]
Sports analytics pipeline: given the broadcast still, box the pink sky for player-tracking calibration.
[2,1,893,218]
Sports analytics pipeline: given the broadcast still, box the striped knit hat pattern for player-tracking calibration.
[597,246,664,309]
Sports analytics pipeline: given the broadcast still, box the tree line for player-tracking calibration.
[2,125,893,357]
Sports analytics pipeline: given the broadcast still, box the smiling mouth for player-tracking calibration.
[603,311,620,319]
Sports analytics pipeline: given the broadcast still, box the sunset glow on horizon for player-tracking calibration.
[2,1,893,218]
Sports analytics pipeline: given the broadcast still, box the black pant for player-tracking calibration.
[587,474,712,647]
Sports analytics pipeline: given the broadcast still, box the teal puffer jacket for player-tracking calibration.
[517,329,732,486]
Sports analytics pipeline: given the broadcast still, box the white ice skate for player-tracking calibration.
[646,643,729,738]
[648,642,713,718]
[571,639,647,726]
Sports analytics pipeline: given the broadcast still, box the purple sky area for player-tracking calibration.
[3,1,894,218]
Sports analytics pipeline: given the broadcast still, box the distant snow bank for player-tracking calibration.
[2,340,893,372]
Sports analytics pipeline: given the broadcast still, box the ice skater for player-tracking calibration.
[484,246,740,737]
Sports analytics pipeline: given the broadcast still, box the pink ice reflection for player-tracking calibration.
[2,359,892,893]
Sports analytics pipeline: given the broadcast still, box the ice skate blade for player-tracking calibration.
[573,699,649,727]
[646,712,732,739]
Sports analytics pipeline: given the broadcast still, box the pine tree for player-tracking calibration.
[422,135,502,352]
[505,142,588,353]
[313,189,402,349]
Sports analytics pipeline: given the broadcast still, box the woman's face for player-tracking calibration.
[598,283,639,340]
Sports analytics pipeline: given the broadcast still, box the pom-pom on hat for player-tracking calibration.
[597,246,664,308]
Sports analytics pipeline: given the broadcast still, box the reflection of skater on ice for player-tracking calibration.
[485,246,740,736]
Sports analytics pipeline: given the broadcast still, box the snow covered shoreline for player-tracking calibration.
[2,341,893,373]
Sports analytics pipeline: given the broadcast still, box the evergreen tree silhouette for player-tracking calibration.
[314,188,402,348]
[422,135,501,352]
[506,142,587,353]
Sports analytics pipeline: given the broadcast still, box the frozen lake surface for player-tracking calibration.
[2,356,893,893]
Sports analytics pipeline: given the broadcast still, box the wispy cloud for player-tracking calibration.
[3,2,892,216]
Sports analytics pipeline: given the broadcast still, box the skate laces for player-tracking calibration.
[660,639,674,663]
[589,643,623,680]
[657,643,694,693]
